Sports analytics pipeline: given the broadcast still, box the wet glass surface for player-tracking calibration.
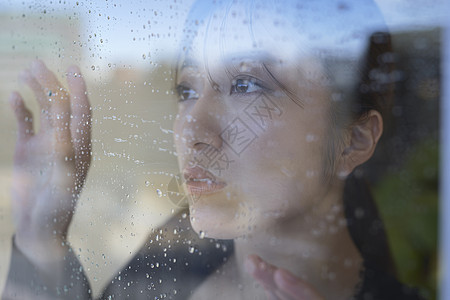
[0,1,445,299]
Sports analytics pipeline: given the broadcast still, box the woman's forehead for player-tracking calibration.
[181,0,386,66]
[177,50,325,86]
[179,52,280,71]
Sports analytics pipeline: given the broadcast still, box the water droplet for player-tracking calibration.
[91,65,95,70]
[355,208,365,219]
[188,245,195,253]
[156,189,162,197]
[306,134,317,142]
[198,231,205,239]
[145,181,150,186]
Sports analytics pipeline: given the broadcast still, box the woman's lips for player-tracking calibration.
[183,166,227,197]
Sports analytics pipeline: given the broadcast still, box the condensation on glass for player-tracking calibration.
[0,0,443,299]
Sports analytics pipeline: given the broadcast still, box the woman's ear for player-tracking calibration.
[337,110,383,178]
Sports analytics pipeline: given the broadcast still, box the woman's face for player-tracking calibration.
[173,3,345,239]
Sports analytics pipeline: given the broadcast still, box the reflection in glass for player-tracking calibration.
[0,0,441,299]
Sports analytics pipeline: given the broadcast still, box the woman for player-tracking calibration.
[172,0,420,299]
[4,0,422,299]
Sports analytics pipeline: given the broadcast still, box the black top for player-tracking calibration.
[2,209,423,300]
[353,261,423,300]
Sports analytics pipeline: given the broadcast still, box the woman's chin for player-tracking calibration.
[189,206,241,240]
[191,223,237,240]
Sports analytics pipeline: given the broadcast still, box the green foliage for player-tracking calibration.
[374,138,439,300]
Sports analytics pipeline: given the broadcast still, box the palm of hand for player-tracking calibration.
[10,60,91,249]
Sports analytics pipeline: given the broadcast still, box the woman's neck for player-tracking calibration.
[233,184,363,299]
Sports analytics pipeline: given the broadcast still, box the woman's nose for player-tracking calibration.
[181,89,224,152]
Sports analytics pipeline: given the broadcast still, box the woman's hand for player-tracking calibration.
[245,255,325,300]
[9,60,91,271]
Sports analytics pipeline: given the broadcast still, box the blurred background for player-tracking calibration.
[0,0,445,298]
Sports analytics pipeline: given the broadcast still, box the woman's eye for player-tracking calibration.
[231,78,262,95]
[176,85,199,101]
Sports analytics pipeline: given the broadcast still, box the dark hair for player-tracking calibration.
[344,31,397,277]
[354,32,395,121]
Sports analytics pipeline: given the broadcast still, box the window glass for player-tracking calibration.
[0,1,445,299]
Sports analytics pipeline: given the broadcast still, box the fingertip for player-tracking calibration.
[244,256,257,275]
[66,65,85,85]
[248,254,262,263]
[9,91,22,109]
[29,59,47,81]
[67,65,81,75]
[66,65,86,87]
[18,69,31,84]
[30,59,46,74]
[66,66,88,103]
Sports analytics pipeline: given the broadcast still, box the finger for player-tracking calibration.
[18,69,52,130]
[246,256,281,300]
[30,59,72,143]
[274,269,323,300]
[66,65,92,183]
[246,254,279,297]
[250,257,288,300]
[9,91,34,139]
